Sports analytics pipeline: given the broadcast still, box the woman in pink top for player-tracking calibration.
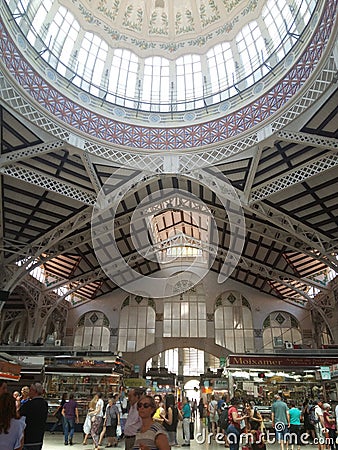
[322,403,337,450]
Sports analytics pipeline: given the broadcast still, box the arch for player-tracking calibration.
[123,337,229,375]
[262,311,302,350]
[118,295,156,352]
[74,310,110,351]
[214,291,254,353]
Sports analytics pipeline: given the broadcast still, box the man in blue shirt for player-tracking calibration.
[182,397,191,446]
[271,394,290,450]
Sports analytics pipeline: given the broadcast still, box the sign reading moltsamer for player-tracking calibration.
[227,355,338,368]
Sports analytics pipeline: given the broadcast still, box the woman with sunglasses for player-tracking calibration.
[134,396,170,450]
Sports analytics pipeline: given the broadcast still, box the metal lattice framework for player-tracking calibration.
[0,0,337,338]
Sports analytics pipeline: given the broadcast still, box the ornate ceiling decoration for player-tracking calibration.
[64,0,253,56]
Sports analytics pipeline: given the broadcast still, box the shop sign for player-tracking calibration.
[0,360,21,381]
[320,366,331,380]
[214,378,228,389]
[228,355,338,368]
[124,378,148,387]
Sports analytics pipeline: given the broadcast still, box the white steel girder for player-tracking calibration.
[80,151,103,194]
[0,163,96,204]
[2,208,93,291]
[42,268,105,293]
[250,151,338,202]
[0,140,67,165]
[275,130,338,151]
[5,207,93,266]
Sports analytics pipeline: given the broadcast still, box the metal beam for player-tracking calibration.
[247,202,338,269]
[0,140,67,165]
[5,207,93,265]
[250,152,338,202]
[80,151,103,195]
[0,163,96,204]
[275,131,338,151]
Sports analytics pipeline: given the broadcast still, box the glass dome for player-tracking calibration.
[4,0,318,121]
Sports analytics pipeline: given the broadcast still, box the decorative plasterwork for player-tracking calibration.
[0,0,336,153]
[63,0,258,56]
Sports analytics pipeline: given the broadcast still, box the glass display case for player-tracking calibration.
[45,372,121,423]
[43,356,125,424]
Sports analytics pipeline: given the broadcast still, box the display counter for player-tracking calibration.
[44,358,124,423]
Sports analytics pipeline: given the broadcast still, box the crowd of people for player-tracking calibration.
[1,378,338,450]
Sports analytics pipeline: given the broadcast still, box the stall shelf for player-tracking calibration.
[44,357,125,423]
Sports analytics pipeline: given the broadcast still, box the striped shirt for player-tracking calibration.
[133,421,167,450]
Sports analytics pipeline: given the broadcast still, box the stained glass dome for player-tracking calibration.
[3,0,320,124]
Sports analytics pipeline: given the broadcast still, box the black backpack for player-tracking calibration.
[309,405,318,425]
[219,406,229,430]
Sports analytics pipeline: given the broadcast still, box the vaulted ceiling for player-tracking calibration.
[1,81,337,309]
[0,0,337,312]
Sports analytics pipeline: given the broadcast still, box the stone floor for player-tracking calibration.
[41,421,324,450]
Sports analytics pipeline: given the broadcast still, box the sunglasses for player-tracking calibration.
[137,402,152,409]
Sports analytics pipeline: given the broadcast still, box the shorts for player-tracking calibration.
[275,425,289,442]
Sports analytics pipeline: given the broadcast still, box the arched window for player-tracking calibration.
[8,0,317,112]
[236,21,268,87]
[163,284,206,338]
[176,54,204,110]
[118,296,156,352]
[207,42,236,100]
[44,6,80,76]
[74,32,108,96]
[74,311,110,351]
[214,292,254,353]
[262,311,302,350]
[142,56,170,111]
[107,49,139,107]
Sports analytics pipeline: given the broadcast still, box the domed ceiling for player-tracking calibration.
[64,0,251,56]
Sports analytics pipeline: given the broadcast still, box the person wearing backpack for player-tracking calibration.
[219,403,230,447]
[302,399,315,443]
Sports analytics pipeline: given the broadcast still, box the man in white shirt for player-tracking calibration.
[335,403,338,432]
[313,399,325,450]
[124,388,145,450]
